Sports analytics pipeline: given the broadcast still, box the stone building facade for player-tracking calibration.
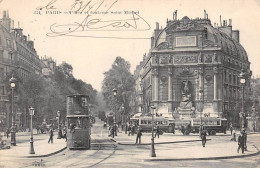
[136,12,252,126]
[0,11,55,130]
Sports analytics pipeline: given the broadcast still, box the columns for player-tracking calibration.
[168,67,173,101]
[213,67,218,100]
[168,67,173,112]
[198,67,204,100]
[152,67,159,102]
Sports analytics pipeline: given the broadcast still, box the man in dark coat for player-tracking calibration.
[237,131,245,154]
[136,127,142,144]
[155,126,160,138]
[242,129,247,151]
[201,130,207,147]
[48,129,54,144]
[6,128,10,139]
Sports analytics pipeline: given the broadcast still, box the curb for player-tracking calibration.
[144,150,260,161]
[143,145,260,161]
[25,146,67,158]
[116,139,211,145]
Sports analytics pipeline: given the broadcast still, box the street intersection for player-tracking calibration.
[0,118,259,168]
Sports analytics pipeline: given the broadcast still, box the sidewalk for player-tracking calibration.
[0,131,67,158]
[112,130,260,161]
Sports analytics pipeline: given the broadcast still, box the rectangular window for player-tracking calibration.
[0,86,4,95]
[0,68,4,78]
[6,39,11,48]
[0,51,3,62]
[175,36,197,47]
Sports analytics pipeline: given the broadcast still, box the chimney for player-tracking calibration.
[3,10,6,18]
[11,20,14,29]
[28,34,30,41]
[173,10,177,20]
[229,19,232,26]
[7,10,9,18]
[232,30,240,42]
[204,9,206,19]
[18,21,20,28]
[220,15,222,27]
[156,22,159,30]
[1,10,11,31]
[151,36,154,48]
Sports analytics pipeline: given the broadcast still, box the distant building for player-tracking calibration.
[41,56,56,77]
[134,11,252,127]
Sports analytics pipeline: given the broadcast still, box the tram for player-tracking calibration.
[130,115,175,134]
[180,117,228,135]
[66,95,91,150]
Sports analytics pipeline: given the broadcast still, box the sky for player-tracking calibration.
[1,0,260,91]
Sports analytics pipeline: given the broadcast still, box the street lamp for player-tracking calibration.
[29,106,35,154]
[121,105,125,129]
[57,111,62,139]
[9,74,16,146]
[112,88,118,137]
[150,105,156,157]
[239,71,246,129]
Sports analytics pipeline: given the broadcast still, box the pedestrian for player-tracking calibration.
[125,122,128,134]
[155,126,160,138]
[172,123,175,134]
[237,131,245,154]
[136,127,142,144]
[230,123,234,135]
[63,128,67,142]
[199,124,205,137]
[231,129,236,141]
[48,129,54,144]
[201,130,207,147]
[110,126,114,138]
[128,125,131,136]
[6,128,10,139]
[131,125,135,136]
[242,129,247,151]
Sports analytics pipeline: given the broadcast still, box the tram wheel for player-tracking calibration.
[210,130,216,135]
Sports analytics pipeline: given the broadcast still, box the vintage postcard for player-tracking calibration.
[0,0,260,168]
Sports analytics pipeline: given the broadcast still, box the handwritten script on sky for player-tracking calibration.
[33,0,151,39]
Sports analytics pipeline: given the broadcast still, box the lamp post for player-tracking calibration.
[9,74,16,146]
[112,88,118,137]
[150,105,156,157]
[57,111,62,139]
[29,106,35,154]
[239,71,246,129]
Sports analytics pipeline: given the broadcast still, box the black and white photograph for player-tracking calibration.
[0,0,260,168]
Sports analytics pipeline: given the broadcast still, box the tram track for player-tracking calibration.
[65,139,118,168]
[87,140,117,168]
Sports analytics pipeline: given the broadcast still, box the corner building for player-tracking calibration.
[140,13,251,126]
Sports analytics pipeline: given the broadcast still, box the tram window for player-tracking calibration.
[67,97,73,105]
[161,121,167,125]
[141,120,148,124]
[148,120,152,124]
[81,97,87,106]
[68,118,77,129]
